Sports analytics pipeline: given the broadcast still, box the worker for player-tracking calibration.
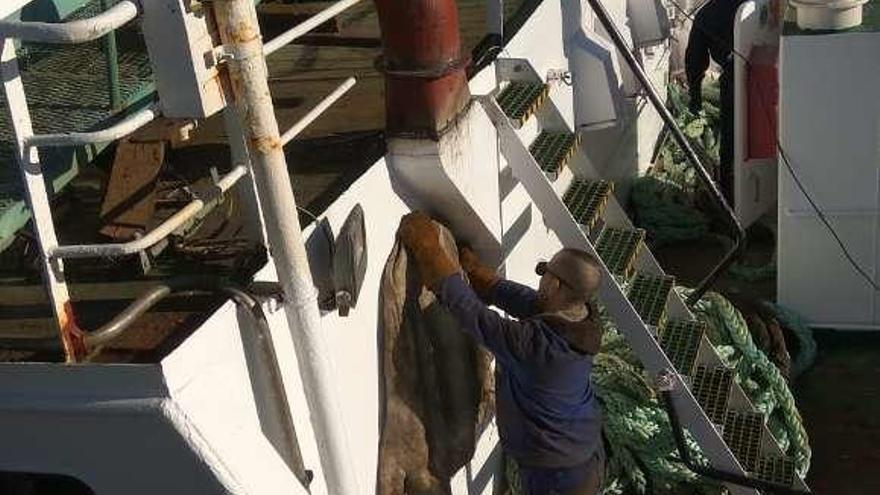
[685,0,747,207]
[399,212,605,495]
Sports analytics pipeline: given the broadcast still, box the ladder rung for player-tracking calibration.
[722,411,764,472]
[563,179,614,232]
[626,272,674,327]
[691,365,733,425]
[752,456,796,487]
[495,81,549,125]
[659,319,704,376]
[595,227,644,279]
[528,131,580,181]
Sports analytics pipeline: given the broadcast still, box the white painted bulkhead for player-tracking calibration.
[0,0,670,492]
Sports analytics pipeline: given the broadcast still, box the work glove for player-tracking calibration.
[459,246,500,298]
[398,212,459,288]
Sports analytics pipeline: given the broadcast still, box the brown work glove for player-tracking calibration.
[459,246,500,298]
[398,212,459,288]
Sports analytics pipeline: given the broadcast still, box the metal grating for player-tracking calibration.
[563,179,613,231]
[626,272,674,327]
[528,131,579,181]
[753,456,796,487]
[722,411,764,472]
[659,319,704,375]
[0,0,154,252]
[595,227,644,279]
[495,81,549,125]
[691,365,733,425]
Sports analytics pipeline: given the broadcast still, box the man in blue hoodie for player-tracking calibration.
[399,212,605,495]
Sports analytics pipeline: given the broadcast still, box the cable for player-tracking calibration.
[666,0,880,292]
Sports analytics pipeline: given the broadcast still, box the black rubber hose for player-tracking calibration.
[659,390,810,494]
[585,0,747,306]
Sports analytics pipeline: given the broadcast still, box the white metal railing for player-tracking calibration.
[281,77,357,145]
[25,102,161,149]
[264,0,362,56]
[0,0,138,43]
[50,164,249,259]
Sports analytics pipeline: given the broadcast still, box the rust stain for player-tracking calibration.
[230,21,260,44]
[250,135,282,152]
[59,302,87,363]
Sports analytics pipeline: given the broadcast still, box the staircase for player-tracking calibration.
[480,59,809,494]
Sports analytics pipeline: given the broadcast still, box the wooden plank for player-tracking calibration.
[99,140,165,241]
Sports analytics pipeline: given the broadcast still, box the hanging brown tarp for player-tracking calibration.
[378,225,494,494]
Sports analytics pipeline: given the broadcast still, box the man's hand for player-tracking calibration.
[458,246,500,298]
[398,212,459,288]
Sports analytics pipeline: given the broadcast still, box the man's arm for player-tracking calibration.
[685,25,710,113]
[486,279,540,319]
[434,273,553,365]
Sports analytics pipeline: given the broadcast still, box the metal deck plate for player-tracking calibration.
[691,365,733,425]
[659,319,704,375]
[0,0,154,252]
[563,179,613,232]
[753,456,796,487]
[528,131,579,181]
[723,410,764,472]
[626,272,674,327]
[495,81,548,125]
[595,227,644,279]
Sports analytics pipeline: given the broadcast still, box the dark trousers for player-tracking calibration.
[518,442,606,495]
[719,62,735,208]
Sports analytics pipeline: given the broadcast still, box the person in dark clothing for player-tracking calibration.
[685,0,747,207]
[399,212,606,495]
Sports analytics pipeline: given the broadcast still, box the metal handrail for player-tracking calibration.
[660,389,810,494]
[49,165,249,259]
[281,77,357,145]
[0,0,139,44]
[24,102,162,149]
[585,0,746,306]
[264,0,362,56]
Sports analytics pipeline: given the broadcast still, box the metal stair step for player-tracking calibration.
[691,365,733,425]
[528,131,580,181]
[722,411,764,472]
[495,81,549,126]
[626,272,674,327]
[659,319,705,375]
[753,456,796,487]
[562,179,613,233]
[595,227,644,279]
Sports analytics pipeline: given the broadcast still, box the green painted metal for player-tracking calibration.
[101,0,122,111]
[626,272,674,327]
[595,226,643,278]
[562,179,613,231]
[495,81,548,125]
[528,131,578,180]
[753,456,796,487]
[659,318,704,376]
[0,0,154,253]
[691,365,732,425]
[722,410,764,472]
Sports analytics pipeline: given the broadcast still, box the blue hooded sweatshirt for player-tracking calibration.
[434,274,603,468]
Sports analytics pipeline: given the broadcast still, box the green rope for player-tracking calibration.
[760,301,818,379]
[682,288,812,476]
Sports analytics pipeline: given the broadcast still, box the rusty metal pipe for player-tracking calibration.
[212,1,361,492]
[373,0,470,137]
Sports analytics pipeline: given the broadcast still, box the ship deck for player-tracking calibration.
[0,0,525,362]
